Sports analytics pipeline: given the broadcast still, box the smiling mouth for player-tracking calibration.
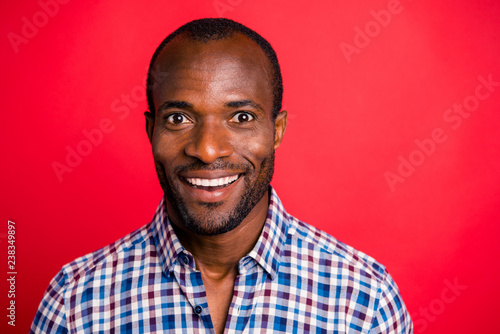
[183,174,240,191]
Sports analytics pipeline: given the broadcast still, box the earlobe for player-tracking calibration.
[145,111,155,144]
[273,110,287,150]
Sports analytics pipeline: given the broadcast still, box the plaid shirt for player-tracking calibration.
[31,188,412,333]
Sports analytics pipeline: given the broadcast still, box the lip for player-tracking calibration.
[179,172,244,203]
[185,174,239,187]
[180,170,242,179]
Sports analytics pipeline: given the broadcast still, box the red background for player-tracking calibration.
[2,0,499,333]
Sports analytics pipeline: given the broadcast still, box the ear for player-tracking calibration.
[273,110,287,150]
[144,111,155,144]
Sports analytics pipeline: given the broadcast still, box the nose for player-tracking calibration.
[184,121,233,164]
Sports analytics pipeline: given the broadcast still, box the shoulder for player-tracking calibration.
[282,215,413,331]
[286,214,387,283]
[59,221,154,285]
[31,223,155,333]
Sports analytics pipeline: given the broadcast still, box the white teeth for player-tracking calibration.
[186,175,239,187]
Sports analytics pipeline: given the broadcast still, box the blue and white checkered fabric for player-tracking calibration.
[31,188,412,333]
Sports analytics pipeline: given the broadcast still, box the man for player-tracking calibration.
[32,18,412,333]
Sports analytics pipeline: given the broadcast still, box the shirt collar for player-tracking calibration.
[151,187,291,280]
[150,198,184,277]
[245,187,290,280]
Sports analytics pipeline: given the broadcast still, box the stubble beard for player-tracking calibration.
[155,154,275,236]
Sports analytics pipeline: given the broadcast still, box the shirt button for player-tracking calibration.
[182,255,189,265]
[194,305,203,314]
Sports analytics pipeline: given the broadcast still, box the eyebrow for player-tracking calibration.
[158,101,193,112]
[157,99,264,113]
[225,100,264,112]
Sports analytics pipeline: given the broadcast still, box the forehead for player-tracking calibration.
[151,33,274,113]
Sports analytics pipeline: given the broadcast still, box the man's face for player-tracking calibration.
[146,33,286,236]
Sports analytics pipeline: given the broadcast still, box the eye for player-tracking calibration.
[166,113,191,125]
[230,112,255,123]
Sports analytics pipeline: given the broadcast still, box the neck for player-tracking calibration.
[168,193,269,278]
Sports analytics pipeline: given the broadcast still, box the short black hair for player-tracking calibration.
[146,18,283,119]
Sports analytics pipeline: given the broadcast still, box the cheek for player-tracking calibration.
[233,131,275,164]
[152,135,178,168]
[152,124,190,159]
[152,139,166,160]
